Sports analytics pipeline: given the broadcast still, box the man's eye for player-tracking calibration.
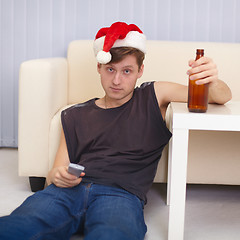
[107,68,114,72]
[124,69,131,74]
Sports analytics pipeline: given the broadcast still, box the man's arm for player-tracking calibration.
[46,128,84,187]
[154,56,232,119]
[207,79,232,104]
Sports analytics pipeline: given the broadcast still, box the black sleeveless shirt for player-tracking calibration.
[61,82,172,203]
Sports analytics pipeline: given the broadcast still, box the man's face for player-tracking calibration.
[97,55,144,104]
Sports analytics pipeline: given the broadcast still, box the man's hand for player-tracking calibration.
[187,56,218,85]
[47,166,85,188]
[187,56,232,104]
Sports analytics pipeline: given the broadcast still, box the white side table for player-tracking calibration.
[167,101,240,240]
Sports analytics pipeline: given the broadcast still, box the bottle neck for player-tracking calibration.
[196,49,204,60]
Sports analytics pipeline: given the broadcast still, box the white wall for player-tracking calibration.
[0,0,240,147]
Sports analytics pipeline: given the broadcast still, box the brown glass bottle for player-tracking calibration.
[188,49,209,113]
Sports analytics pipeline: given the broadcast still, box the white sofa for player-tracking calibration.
[18,40,240,191]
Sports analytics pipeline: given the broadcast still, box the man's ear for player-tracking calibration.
[97,63,101,74]
[138,64,144,78]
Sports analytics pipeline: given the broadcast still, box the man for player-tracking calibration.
[0,22,232,240]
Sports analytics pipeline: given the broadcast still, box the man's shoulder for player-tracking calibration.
[138,81,153,89]
[134,81,154,96]
[71,99,95,109]
[62,99,96,116]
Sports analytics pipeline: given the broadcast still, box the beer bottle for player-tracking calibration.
[188,49,209,113]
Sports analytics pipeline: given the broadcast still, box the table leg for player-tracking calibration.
[167,137,172,206]
[168,128,189,240]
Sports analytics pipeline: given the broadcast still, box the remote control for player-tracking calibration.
[68,163,85,178]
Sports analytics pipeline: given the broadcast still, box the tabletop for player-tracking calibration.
[169,101,240,131]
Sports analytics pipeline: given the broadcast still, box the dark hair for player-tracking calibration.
[109,47,145,70]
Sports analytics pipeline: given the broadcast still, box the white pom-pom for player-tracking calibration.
[96,50,112,64]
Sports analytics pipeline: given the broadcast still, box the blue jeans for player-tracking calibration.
[0,183,147,240]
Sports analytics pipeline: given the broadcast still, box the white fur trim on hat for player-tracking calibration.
[113,31,146,53]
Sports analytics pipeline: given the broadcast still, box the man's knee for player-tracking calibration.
[85,194,147,240]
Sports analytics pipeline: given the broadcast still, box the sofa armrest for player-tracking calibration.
[18,58,68,177]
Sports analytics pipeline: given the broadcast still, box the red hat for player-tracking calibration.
[93,22,146,64]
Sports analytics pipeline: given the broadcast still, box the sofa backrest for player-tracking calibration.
[67,40,240,104]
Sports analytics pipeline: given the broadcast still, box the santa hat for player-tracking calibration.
[93,22,146,64]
